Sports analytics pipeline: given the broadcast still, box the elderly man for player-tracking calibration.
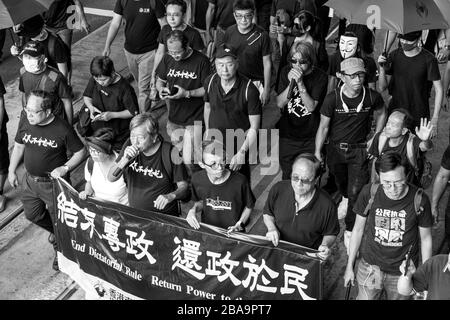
[263,153,339,260]
[8,90,86,271]
[204,44,261,183]
[315,57,386,246]
[108,113,189,216]
[344,152,433,300]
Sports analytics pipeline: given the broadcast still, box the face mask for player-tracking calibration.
[339,36,358,59]
[23,57,42,73]
[401,41,417,52]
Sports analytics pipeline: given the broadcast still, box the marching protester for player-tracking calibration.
[205,0,235,52]
[18,41,73,125]
[186,140,255,232]
[0,75,8,212]
[220,0,272,105]
[368,110,433,187]
[155,30,210,174]
[315,57,386,248]
[83,55,139,151]
[204,44,261,183]
[344,152,433,300]
[152,0,205,89]
[397,252,450,300]
[378,30,443,135]
[103,0,167,113]
[80,128,128,205]
[8,90,86,271]
[276,41,328,180]
[263,153,339,260]
[108,113,189,216]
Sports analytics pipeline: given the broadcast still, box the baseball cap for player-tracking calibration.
[398,31,422,41]
[340,57,366,74]
[21,41,46,57]
[215,44,237,59]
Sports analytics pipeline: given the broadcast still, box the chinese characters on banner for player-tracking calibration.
[53,178,323,300]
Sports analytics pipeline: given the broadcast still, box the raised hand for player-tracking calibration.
[415,118,433,141]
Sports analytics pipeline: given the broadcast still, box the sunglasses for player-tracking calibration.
[289,58,309,65]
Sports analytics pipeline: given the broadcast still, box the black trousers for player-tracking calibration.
[279,137,315,180]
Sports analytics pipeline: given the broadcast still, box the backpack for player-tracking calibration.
[206,73,252,102]
[371,131,433,189]
[362,183,424,217]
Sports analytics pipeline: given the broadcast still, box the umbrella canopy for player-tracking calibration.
[0,0,54,29]
[325,0,450,34]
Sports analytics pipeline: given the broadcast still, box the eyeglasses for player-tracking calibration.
[342,72,365,79]
[24,107,45,115]
[166,13,182,17]
[203,162,226,170]
[167,50,184,57]
[381,180,406,189]
[88,147,101,155]
[234,13,254,21]
[291,175,316,185]
[289,58,308,65]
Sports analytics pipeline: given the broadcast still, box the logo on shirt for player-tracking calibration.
[287,86,311,118]
[206,197,232,211]
[167,69,198,80]
[374,208,407,247]
[139,8,151,13]
[22,134,58,148]
[129,160,163,178]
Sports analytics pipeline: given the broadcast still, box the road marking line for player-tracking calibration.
[84,7,114,17]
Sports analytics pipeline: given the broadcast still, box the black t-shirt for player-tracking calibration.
[440,145,450,170]
[114,0,166,54]
[222,24,271,82]
[83,76,139,144]
[157,24,205,51]
[43,0,74,30]
[41,34,71,71]
[204,73,262,137]
[156,50,210,126]
[276,66,328,140]
[353,183,433,274]
[15,116,84,177]
[320,87,384,143]
[193,0,208,30]
[270,0,302,17]
[19,66,71,118]
[208,0,235,29]
[328,51,377,86]
[412,254,450,300]
[0,76,8,127]
[191,170,255,229]
[386,48,441,123]
[264,181,339,249]
[118,140,188,216]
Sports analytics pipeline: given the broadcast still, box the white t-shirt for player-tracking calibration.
[84,159,128,205]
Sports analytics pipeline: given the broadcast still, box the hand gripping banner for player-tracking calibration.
[53,178,324,300]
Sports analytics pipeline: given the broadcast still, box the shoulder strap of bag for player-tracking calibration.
[161,140,173,180]
[245,79,251,102]
[207,73,217,95]
[378,132,389,155]
[363,183,380,216]
[414,188,424,216]
[406,132,417,169]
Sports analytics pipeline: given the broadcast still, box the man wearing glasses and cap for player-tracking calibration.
[315,57,386,250]
[8,90,86,271]
[344,152,432,300]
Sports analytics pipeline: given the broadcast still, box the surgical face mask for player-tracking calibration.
[339,36,358,59]
[400,40,418,52]
[22,56,42,73]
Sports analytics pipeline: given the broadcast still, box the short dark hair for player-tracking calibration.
[29,90,55,112]
[166,0,187,13]
[293,153,322,179]
[389,108,413,130]
[233,0,255,12]
[167,30,189,49]
[375,151,409,175]
[201,140,227,160]
[290,41,317,67]
[90,56,115,77]
[129,113,159,137]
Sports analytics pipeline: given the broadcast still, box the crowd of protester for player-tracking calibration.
[1,0,450,300]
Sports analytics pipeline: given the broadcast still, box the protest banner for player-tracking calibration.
[53,178,324,300]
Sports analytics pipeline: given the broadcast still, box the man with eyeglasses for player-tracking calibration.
[315,57,386,250]
[344,152,432,300]
[186,140,255,233]
[8,90,86,271]
[221,0,272,105]
[155,30,210,175]
[263,154,339,260]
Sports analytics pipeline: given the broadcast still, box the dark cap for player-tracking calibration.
[85,128,115,154]
[21,41,46,57]
[215,44,237,59]
[398,31,422,41]
[19,14,44,38]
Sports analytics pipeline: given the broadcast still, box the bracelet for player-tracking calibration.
[186,90,191,99]
[63,165,69,172]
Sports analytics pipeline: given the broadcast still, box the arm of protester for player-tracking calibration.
[432,166,450,223]
[107,144,138,182]
[416,118,433,151]
[317,235,336,261]
[262,55,272,106]
[62,98,73,125]
[83,96,102,115]
[397,259,416,296]
[57,62,69,84]
[377,54,391,92]
[155,76,171,100]
[419,226,432,264]
[327,76,336,94]
[227,207,252,234]
[8,143,25,188]
[74,0,91,34]
[230,115,260,171]
[314,114,330,162]
[80,181,94,200]
[152,43,165,83]
[51,147,86,178]
[344,214,366,287]
[431,79,443,137]
[154,180,189,210]
[93,109,133,122]
[186,201,203,229]
[263,214,280,246]
[103,13,122,56]
[374,104,387,134]
[205,3,216,44]
[437,28,450,63]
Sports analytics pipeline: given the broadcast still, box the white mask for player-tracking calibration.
[339,36,358,59]
[22,56,43,74]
